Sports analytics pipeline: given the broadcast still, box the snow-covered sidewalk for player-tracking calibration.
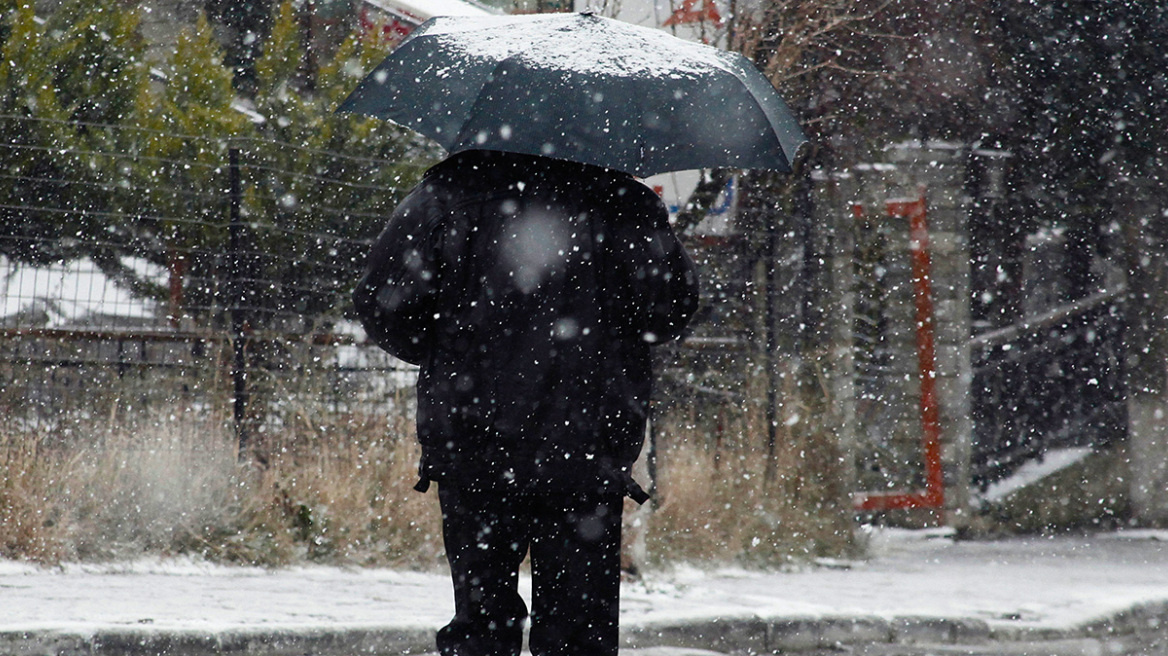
[3,528,1168,654]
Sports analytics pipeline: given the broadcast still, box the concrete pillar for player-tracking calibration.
[889,144,974,527]
[1120,179,1168,525]
[1128,398,1168,524]
[814,169,859,506]
[842,142,975,528]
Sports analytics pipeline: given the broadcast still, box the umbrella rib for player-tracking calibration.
[724,63,806,167]
[446,57,516,152]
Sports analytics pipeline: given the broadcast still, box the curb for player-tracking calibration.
[0,627,436,656]
[622,615,992,653]
[5,604,1168,656]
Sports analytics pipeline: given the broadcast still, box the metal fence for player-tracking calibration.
[1,114,417,442]
[5,108,1133,505]
[1,113,767,457]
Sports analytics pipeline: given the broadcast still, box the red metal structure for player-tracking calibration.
[662,0,723,27]
[853,193,945,512]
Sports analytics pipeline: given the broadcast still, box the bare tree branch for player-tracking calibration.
[674,0,899,230]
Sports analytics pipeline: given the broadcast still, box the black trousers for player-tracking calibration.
[436,482,624,656]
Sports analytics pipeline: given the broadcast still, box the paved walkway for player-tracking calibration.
[3,529,1168,655]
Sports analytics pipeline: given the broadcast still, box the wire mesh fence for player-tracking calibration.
[1,113,420,442]
[0,112,768,456]
[1,109,839,517]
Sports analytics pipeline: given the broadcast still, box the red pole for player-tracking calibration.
[903,194,944,508]
[854,192,945,512]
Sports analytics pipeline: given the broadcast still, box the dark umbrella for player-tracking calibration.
[337,12,806,177]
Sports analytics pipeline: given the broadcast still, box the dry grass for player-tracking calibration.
[643,440,856,567]
[639,380,858,567]
[2,387,856,569]
[0,411,444,568]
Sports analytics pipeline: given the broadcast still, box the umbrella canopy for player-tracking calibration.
[337,12,806,177]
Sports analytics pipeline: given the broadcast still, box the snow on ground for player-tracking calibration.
[0,559,453,634]
[3,529,1168,636]
[625,528,1168,632]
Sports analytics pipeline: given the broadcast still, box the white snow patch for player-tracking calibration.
[416,13,742,78]
[978,446,1095,503]
[1,255,163,327]
[3,530,1168,635]
[1101,529,1168,542]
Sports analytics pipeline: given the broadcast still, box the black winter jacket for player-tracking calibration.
[353,150,698,499]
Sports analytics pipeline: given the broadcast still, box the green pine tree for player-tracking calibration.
[0,2,93,264]
[115,11,254,317]
[238,0,432,325]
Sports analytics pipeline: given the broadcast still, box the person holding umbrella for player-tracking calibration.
[345,12,804,656]
[354,147,696,656]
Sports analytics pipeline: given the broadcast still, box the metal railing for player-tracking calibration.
[969,288,1127,488]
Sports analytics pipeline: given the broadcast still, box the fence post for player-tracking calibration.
[228,147,251,461]
[763,199,780,483]
[647,405,659,507]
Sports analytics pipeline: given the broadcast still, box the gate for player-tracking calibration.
[843,144,1129,516]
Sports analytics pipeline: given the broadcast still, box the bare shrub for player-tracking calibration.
[0,409,444,568]
[3,346,852,570]
[641,368,856,567]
